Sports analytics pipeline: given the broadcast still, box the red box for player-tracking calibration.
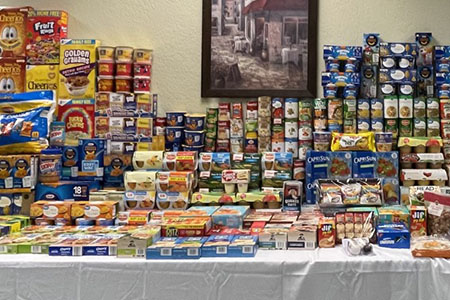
[0,7,31,57]
[26,10,68,64]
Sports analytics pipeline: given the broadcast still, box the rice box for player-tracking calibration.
[26,10,68,65]
[58,39,99,99]
[0,7,31,57]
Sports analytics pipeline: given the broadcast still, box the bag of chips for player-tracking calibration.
[331,132,375,152]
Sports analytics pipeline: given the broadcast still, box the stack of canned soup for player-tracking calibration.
[258,97,271,153]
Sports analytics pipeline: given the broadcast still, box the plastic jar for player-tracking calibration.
[39,148,62,183]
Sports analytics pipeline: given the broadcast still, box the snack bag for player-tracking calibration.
[0,90,55,154]
[26,10,68,65]
[58,39,99,99]
[330,132,375,152]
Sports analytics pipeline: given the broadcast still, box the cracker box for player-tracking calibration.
[58,39,99,99]
[212,205,249,229]
[161,217,212,237]
[58,98,95,146]
[25,65,58,94]
[26,10,68,65]
[0,57,26,93]
[78,138,105,180]
[0,7,30,57]
[35,181,100,201]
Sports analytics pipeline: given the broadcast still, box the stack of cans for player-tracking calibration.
[205,108,218,152]
[257,97,271,152]
[245,101,258,153]
[284,98,299,158]
[271,98,285,152]
[230,103,244,153]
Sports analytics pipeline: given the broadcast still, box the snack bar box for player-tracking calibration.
[180,206,220,217]
[212,206,250,228]
[82,234,124,256]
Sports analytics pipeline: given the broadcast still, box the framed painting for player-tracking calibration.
[202,0,318,98]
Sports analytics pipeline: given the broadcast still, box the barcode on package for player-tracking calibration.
[0,246,7,253]
[97,167,104,177]
[161,248,172,256]
[216,246,227,254]
[110,246,117,256]
[73,246,82,256]
[23,176,32,188]
[242,246,253,254]
[4,178,12,189]
[276,242,285,249]
[187,248,199,256]
[306,242,315,249]
[71,167,78,177]
[31,246,42,254]
[137,249,145,257]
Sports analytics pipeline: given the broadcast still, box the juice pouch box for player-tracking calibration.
[26,10,68,65]
[329,152,352,180]
[305,151,330,204]
[0,57,26,93]
[58,98,95,146]
[78,138,105,180]
[58,39,99,99]
[0,7,31,57]
[375,152,398,178]
[352,151,376,178]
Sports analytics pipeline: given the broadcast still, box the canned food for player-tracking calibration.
[441,120,450,139]
[343,118,357,133]
[370,99,383,118]
[343,86,358,99]
[133,77,151,93]
[324,86,337,99]
[97,76,114,92]
[230,138,244,153]
[414,118,426,137]
[298,140,313,160]
[244,138,258,153]
[285,98,299,119]
[399,119,412,137]
[285,120,298,139]
[115,76,133,92]
[313,131,331,151]
[258,136,271,153]
[384,119,399,138]
[115,46,134,62]
[216,139,230,152]
[218,103,231,121]
[166,112,186,126]
[357,119,371,133]
[133,48,153,64]
[165,141,182,152]
[184,130,205,146]
[344,60,357,72]
[427,98,440,118]
[328,122,342,133]
[133,63,151,77]
[384,97,399,119]
[293,159,305,180]
[272,98,284,119]
[116,62,133,77]
[298,122,312,140]
[258,96,271,117]
[98,61,115,76]
[298,99,313,122]
[325,59,340,72]
[97,46,115,61]
[314,118,327,131]
[154,117,166,136]
[285,138,298,158]
[165,127,184,143]
[272,125,284,140]
[206,108,218,124]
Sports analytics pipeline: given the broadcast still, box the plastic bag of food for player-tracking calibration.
[0,91,55,154]
[331,132,375,152]
[412,236,450,258]
[424,191,450,235]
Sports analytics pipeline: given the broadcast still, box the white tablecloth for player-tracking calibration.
[0,246,448,300]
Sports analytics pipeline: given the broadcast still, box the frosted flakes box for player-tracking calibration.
[58,39,99,99]
[26,64,58,93]
[0,57,25,93]
[0,7,31,57]
[58,98,95,146]
[26,10,68,65]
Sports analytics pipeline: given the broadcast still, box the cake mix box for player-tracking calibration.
[58,98,95,146]
[0,57,26,93]
[58,39,99,99]
[0,7,31,57]
[26,10,68,65]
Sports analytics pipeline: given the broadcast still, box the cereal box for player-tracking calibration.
[58,98,95,146]
[0,57,25,93]
[0,7,31,57]
[58,39,99,99]
[26,10,68,65]
[25,65,58,92]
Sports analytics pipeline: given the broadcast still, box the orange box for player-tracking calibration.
[409,205,427,237]
[30,200,72,221]
[318,217,335,248]
[71,201,118,220]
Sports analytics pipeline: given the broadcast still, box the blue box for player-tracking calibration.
[201,235,233,257]
[78,139,105,181]
[352,152,376,178]
[377,223,410,249]
[172,237,207,259]
[36,181,100,201]
[329,152,352,180]
[228,235,258,257]
[305,151,330,204]
[61,146,79,180]
[212,206,249,229]
[103,154,132,188]
[323,45,362,60]
[146,237,178,259]
[375,152,399,178]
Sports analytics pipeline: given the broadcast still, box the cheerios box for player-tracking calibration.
[0,58,26,93]
[26,10,68,65]
[58,39,99,99]
[26,65,59,94]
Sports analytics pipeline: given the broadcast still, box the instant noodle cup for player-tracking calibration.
[116,63,133,77]
[115,76,132,92]
[133,63,151,77]
[115,46,134,62]
[330,132,375,152]
[133,49,152,64]
[97,76,114,92]
[97,46,115,61]
[133,77,151,93]
[97,61,115,76]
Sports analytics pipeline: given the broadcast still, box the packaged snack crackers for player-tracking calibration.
[58,39,99,99]
[26,10,68,65]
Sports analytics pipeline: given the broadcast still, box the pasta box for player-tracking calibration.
[26,10,68,65]
[377,223,410,249]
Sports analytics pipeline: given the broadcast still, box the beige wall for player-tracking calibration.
[5,0,450,114]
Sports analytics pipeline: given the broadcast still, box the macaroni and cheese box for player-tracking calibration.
[0,7,31,57]
[104,154,132,188]
[26,10,68,65]
[0,155,37,191]
[58,39,99,99]
[78,138,105,180]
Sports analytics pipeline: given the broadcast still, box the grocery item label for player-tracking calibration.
[428,202,443,217]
